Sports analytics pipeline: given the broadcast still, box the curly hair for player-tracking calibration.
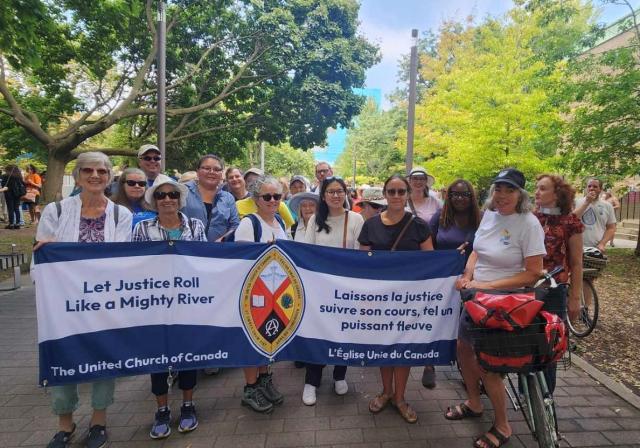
[536,174,576,215]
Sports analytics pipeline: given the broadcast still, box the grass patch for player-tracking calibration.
[0,227,35,282]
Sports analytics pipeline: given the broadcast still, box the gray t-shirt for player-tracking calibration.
[575,198,616,247]
[473,210,546,283]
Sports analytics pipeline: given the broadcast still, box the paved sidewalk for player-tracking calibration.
[1,282,639,448]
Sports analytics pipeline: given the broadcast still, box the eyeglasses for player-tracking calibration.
[80,167,109,176]
[449,191,472,199]
[199,166,223,173]
[386,188,407,196]
[153,190,180,200]
[125,180,146,187]
[325,189,346,197]
[316,169,330,175]
[260,193,282,202]
[410,175,427,181]
[140,156,162,162]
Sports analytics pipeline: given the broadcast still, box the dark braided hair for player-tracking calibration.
[439,179,481,230]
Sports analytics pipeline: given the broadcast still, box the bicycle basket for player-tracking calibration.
[583,254,608,279]
[470,314,568,374]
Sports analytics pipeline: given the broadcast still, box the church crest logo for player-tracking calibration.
[240,246,305,357]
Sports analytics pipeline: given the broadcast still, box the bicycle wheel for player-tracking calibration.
[527,374,557,448]
[567,279,599,337]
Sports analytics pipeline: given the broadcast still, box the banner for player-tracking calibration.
[34,241,464,385]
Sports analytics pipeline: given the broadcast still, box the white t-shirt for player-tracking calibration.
[293,222,308,242]
[473,210,546,282]
[235,214,288,243]
[575,198,616,247]
[304,210,364,249]
[407,194,442,223]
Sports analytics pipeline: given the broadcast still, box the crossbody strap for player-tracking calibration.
[342,210,349,248]
[391,215,414,251]
[408,198,417,217]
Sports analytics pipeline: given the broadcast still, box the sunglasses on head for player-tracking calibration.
[125,180,146,187]
[260,193,283,202]
[80,167,109,176]
[153,190,180,200]
[386,188,407,196]
[140,156,162,162]
[449,191,472,198]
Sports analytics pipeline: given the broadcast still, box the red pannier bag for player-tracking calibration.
[462,289,544,331]
[539,310,568,363]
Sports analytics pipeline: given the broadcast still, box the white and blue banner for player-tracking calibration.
[34,241,465,385]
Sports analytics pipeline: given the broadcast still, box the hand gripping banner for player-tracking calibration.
[33,240,464,386]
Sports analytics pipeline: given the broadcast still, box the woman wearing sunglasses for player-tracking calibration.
[131,175,206,439]
[234,175,286,414]
[112,168,157,228]
[36,152,132,448]
[429,179,481,261]
[301,177,364,406]
[358,174,434,424]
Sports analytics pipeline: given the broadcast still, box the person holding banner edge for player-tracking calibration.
[234,175,287,413]
[131,175,206,439]
[35,152,132,448]
[446,168,545,448]
[358,174,434,424]
[302,176,364,406]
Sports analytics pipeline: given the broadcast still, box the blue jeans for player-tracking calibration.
[50,379,115,415]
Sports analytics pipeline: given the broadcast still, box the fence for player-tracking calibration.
[617,191,640,221]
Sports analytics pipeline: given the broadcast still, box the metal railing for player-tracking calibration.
[616,191,640,222]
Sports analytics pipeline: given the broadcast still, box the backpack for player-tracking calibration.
[226,213,286,242]
[13,178,26,198]
[56,201,120,226]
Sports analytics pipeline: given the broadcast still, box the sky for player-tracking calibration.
[358,0,640,109]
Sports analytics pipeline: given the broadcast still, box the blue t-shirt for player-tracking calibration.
[130,203,157,229]
[429,210,476,260]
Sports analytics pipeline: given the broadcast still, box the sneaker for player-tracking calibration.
[302,383,317,406]
[86,425,107,448]
[178,403,198,433]
[258,372,284,405]
[203,367,221,375]
[334,379,348,396]
[422,366,436,389]
[46,424,76,448]
[242,384,274,413]
[149,407,171,439]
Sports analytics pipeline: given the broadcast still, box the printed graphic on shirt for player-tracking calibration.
[582,208,597,226]
[499,229,511,246]
[240,246,304,357]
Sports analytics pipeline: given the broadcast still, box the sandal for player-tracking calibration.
[394,400,418,424]
[368,393,392,413]
[473,426,510,448]
[445,402,483,420]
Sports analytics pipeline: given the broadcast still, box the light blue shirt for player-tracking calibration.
[181,181,240,242]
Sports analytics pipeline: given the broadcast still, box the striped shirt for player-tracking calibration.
[132,212,207,242]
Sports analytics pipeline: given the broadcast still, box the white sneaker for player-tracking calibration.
[302,384,317,406]
[334,380,348,396]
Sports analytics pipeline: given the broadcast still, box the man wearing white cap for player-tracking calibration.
[137,144,163,187]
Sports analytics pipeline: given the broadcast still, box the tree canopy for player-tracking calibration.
[0,0,378,199]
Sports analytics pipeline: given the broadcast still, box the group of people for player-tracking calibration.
[33,145,618,448]
[1,164,43,228]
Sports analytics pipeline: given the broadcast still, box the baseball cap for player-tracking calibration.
[138,144,161,158]
[289,175,309,189]
[491,168,525,189]
[243,167,264,179]
[360,187,387,207]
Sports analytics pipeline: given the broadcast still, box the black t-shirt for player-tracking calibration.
[358,211,430,251]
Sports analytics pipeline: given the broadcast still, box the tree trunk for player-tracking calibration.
[635,229,640,257]
[42,153,70,204]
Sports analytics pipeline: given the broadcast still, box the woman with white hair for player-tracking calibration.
[36,152,132,448]
[234,175,286,414]
[446,168,545,448]
[131,175,205,439]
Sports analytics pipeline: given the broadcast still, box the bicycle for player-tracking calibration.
[567,248,606,338]
[465,267,569,448]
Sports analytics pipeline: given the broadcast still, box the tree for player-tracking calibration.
[335,98,404,184]
[404,1,595,189]
[232,141,315,179]
[0,0,378,200]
